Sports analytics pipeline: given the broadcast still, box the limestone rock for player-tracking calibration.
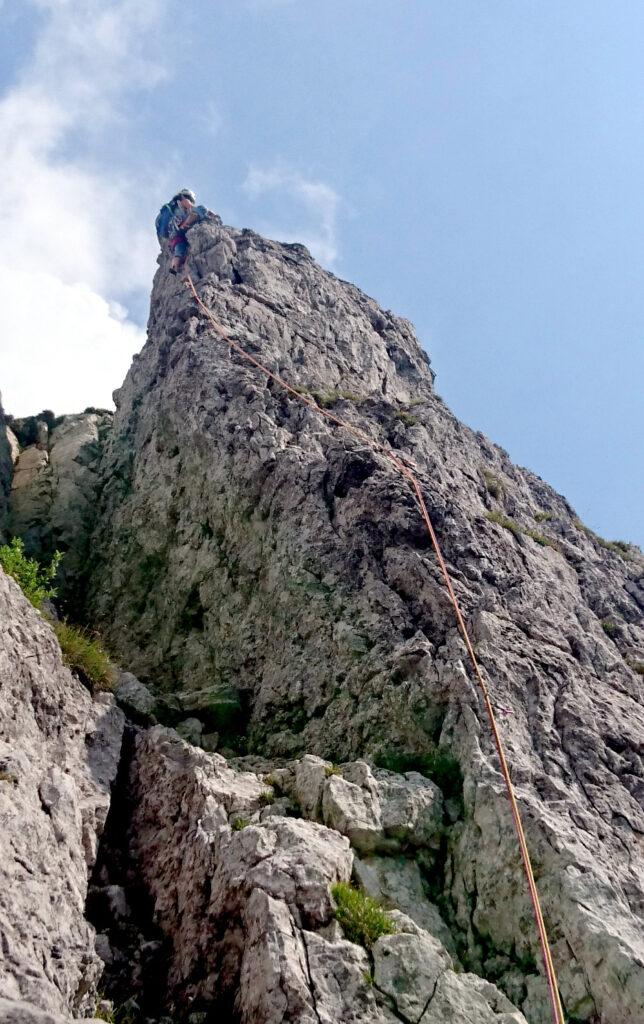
[8,412,112,607]
[121,727,522,1023]
[0,999,103,1024]
[114,670,157,722]
[10,213,643,1021]
[0,568,124,1018]
[0,396,15,536]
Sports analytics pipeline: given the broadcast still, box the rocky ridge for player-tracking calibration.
[0,569,123,1021]
[0,215,642,1023]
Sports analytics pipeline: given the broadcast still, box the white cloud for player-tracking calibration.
[0,270,145,416]
[243,164,340,266]
[0,0,168,416]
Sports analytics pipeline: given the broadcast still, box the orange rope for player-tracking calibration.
[184,272,566,1024]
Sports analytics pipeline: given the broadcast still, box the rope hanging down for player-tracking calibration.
[183,273,566,1024]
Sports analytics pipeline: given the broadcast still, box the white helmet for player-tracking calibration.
[175,188,196,203]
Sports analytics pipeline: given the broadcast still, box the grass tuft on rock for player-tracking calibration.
[0,537,61,609]
[53,621,115,691]
[481,470,503,500]
[331,882,396,948]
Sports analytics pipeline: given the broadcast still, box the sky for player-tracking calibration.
[0,1,642,546]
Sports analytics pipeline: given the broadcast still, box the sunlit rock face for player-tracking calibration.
[0,569,124,1020]
[4,214,643,1023]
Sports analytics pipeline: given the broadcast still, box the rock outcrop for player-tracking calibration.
[3,215,643,1024]
[0,395,17,538]
[78,218,643,1023]
[98,726,526,1024]
[0,568,124,1020]
[8,412,112,608]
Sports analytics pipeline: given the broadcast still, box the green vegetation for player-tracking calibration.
[324,763,342,778]
[626,659,644,676]
[92,1003,115,1023]
[53,621,115,691]
[231,816,250,831]
[485,511,558,550]
[310,390,362,409]
[375,748,463,804]
[82,406,112,416]
[258,790,274,806]
[0,537,61,609]
[331,882,396,948]
[0,539,116,692]
[393,410,419,427]
[5,409,62,447]
[481,470,503,501]
[485,510,522,537]
[0,770,18,785]
[534,511,553,523]
[601,620,618,638]
[523,528,557,549]
[573,519,638,560]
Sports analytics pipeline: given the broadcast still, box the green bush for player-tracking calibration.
[393,410,419,427]
[231,816,250,831]
[534,511,553,523]
[331,882,396,948]
[324,763,342,778]
[601,620,618,638]
[0,537,61,608]
[258,790,274,806]
[311,390,361,409]
[481,470,503,500]
[53,621,115,691]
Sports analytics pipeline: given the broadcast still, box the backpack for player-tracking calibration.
[155,202,175,241]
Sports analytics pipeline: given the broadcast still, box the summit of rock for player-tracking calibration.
[1,215,643,1024]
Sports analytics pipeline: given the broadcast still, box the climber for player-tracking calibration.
[155,188,209,276]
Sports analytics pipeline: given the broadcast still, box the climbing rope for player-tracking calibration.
[183,272,566,1024]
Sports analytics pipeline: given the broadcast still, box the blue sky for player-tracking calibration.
[0,0,642,545]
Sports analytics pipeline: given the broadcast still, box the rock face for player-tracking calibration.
[8,412,112,608]
[109,727,526,1024]
[0,568,124,1020]
[3,217,644,1023]
[0,395,17,537]
[78,218,644,1023]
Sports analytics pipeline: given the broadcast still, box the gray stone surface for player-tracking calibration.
[5,215,644,1022]
[9,412,112,606]
[122,727,521,1023]
[114,670,157,721]
[0,999,103,1024]
[0,568,124,1018]
[78,216,644,1023]
[0,395,16,537]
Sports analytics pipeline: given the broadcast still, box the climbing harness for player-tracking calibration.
[183,272,567,1024]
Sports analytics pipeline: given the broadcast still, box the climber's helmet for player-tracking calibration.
[175,188,197,204]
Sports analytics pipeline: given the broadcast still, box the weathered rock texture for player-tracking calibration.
[8,413,112,608]
[79,218,644,1023]
[0,394,16,538]
[0,568,124,1019]
[112,727,526,1024]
